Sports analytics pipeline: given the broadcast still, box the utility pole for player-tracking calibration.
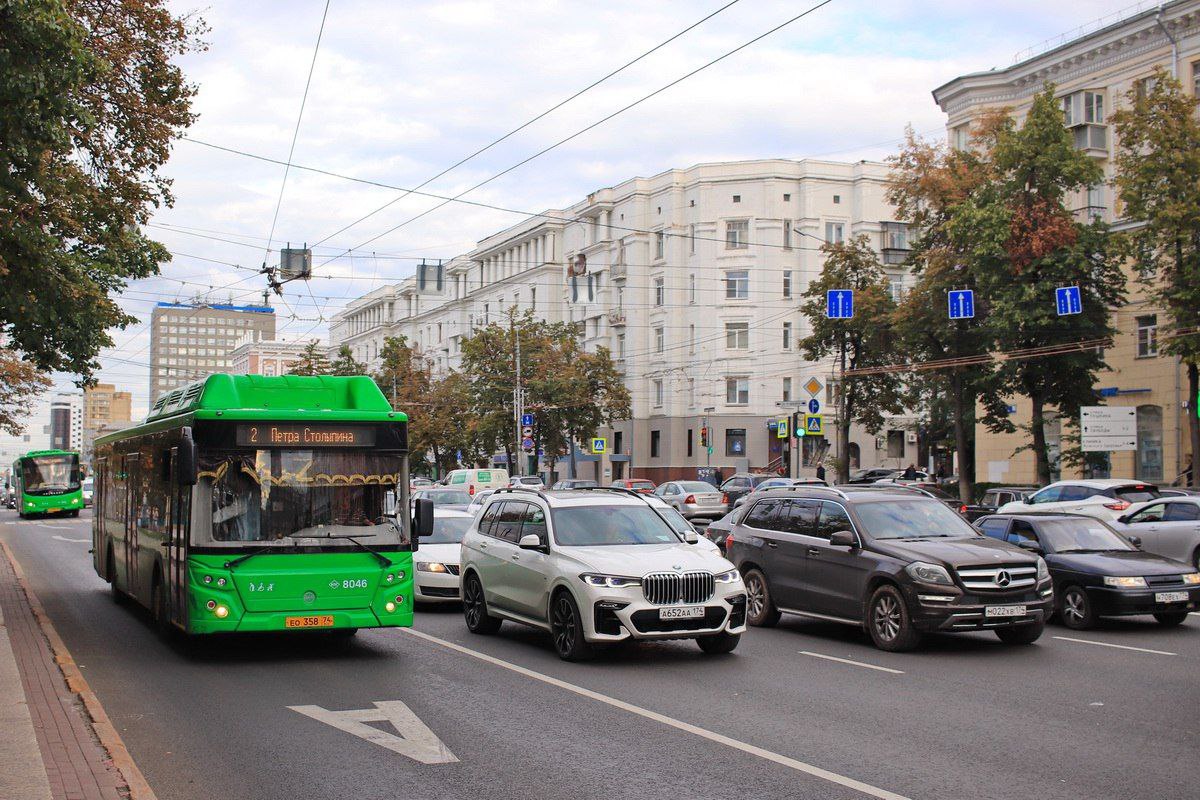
[511,315,523,477]
[838,328,848,484]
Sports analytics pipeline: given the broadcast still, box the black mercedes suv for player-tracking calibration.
[726,486,1054,651]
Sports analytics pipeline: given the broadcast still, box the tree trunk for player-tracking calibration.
[1029,392,1051,486]
[568,428,578,478]
[952,372,971,503]
[1189,362,1199,488]
[837,416,851,485]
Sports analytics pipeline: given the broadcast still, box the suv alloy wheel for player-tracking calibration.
[550,591,594,661]
[462,573,502,634]
[743,568,781,627]
[866,585,922,652]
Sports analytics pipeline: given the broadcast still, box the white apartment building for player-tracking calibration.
[331,158,916,481]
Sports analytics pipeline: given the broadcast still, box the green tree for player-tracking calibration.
[957,85,1125,485]
[0,350,51,435]
[799,235,905,484]
[288,340,333,376]
[0,0,203,379]
[372,336,433,472]
[330,345,366,376]
[1112,67,1200,487]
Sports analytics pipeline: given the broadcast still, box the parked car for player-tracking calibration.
[509,475,546,489]
[996,479,1163,521]
[610,478,656,494]
[459,487,747,660]
[410,477,434,490]
[1159,487,1200,497]
[550,479,599,490]
[653,480,729,519]
[701,506,746,553]
[413,509,474,603]
[977,513,1200,628]
[726,486,1053,651]
[962,487,1038,522]
[732,477,826,508]
[1110,496,1200,569]
[718,473,777,507]
[644,496,723,556]
[871,481,965,515]
[412,488,473,511]
[444,468,510,495]
[847,468,900,484]
[466,489,496,516]
[81,477,94,507]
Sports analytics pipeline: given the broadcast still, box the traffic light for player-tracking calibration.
[700,426,708,447]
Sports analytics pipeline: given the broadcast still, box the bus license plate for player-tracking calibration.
[47,508,61,514]
[285,615,335,629]
[1156,591,1188,603]
[659,606,704,620]
[985,605,1026,618]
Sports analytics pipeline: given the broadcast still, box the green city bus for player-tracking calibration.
[92,374,433,636]
[13,449,84,518]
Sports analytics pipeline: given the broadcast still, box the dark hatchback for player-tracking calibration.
[962,487,1038,522]
[726,487,1053,651]
[977,513,1200,629]
[719,473,778,507]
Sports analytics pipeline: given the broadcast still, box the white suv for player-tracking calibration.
[459,487,747,660]
[997,479,1163,520]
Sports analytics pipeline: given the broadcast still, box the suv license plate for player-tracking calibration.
[985,605,1026,618]
[1156,591,1188,603]
[659,606,704,620]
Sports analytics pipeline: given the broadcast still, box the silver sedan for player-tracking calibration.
[653,480,729,520]
[1110,497,1200,569]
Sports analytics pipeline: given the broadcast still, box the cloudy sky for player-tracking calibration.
[80,0,1140,417]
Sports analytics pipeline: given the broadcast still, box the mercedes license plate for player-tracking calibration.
[1156,591,1188,603]
[284,615,335,629]
[984,605,1026,618]
[659,606,704,620]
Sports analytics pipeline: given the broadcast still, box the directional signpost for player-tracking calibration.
[520,413,535,427]
[948,289,975,320]
[826,290,854,319]
[1080,406,1136,452]
[1055,286,1082,316]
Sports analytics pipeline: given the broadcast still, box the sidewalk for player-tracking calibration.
[0,540,150,800]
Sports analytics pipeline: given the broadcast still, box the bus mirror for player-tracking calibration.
[178,429,198,486]
[413,498,435,539]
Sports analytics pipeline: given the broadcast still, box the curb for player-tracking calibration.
[1,540,158,800]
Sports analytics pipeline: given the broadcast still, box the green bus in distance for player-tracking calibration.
[12,449,84,518]
[91,374,433,636]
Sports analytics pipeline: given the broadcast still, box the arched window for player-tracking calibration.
[847,442,861,469]
[1137,405,1163,482]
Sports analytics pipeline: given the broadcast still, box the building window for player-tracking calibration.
[783,377,792,402]
[650,429,661,457]
[655,327,665,353]
[725,270,749,299]
[782,322,792,350]
[689,324,695,354]
[951,126,969,151]
[1193,61,1200,96]
[689,224,697,254]
[783,193,791,201]
[1136,405,1164,482]
[1136,314,1158,358]
[726,377,749,405]
[530,287,536,311]
[887,430,905,459]
[725,219,749,249]
[890,279,904,303]
[616,333,625,359]
[614,431,623,455]
[825,222,845,244]
[783,270,792,299]
[783,219,793,250]
[725,428,747,456]
[653,379,663,407]
[1135,76,1158,100]
[688,274,696,304]
[655,230,665,260]
[726,322,749,349]
[733,194,741,203]
[688,378,695,407]
[653,277,665,307]
[833,194,841,204]
[687,428,693,457]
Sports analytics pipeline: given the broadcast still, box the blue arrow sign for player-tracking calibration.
[1055,286,1082,316]
[948,289,975,320]
[826,289,854,319]
[520,413,535,427]
[808,398,820,414]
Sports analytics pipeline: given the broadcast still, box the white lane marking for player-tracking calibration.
[1053,636,1176,656]
[402,628,910,800]
[799,651,904,675]
[289,701,458,764]
[51,536,89,544]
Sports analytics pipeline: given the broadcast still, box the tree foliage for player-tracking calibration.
[288,340,333,376]
[1112,67,1200,486]
[0,349,52,436]
[330,345,366,376]
[0,0,204,379]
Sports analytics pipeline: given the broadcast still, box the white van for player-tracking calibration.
[445,468,510,495]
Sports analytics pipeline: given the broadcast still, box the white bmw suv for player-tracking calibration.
[460,487,747,660]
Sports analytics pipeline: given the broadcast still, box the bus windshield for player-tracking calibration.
[198,449,405,546]
[21,455,81,494]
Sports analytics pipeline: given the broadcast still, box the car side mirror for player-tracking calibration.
[412,498,434,541]
[1117,513,1132,524]
[518,533,547,552]
[683,530,699,544]
[829,530,856,548]
[1127,535,1142,549]
[1016,540,1043,555]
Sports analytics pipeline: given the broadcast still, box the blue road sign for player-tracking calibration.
[826,289,854,319]
[521,437,535,450]
[1055,286,1082,316]
[520,413,535,427]
[805,415,823,435]
[808,398,820,414]
[948,289,975,320]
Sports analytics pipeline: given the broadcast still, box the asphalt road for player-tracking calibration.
[3,509,1198,800]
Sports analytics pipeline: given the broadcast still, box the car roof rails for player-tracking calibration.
[557,485,645,498]
[492,485,544,496]
[767,484,850,500]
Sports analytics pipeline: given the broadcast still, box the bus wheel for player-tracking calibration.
[151,578,169,633]
[69,510,79,518]
[107,549,126,605]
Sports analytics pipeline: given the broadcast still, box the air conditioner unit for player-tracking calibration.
[906,432,918,444]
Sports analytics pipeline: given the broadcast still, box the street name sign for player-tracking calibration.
[948,289,975,320]
[1080,406,1136,452]
[826,290,854,319]
[1055,286,1082,316]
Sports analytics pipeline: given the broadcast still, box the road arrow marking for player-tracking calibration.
[288,701,458,764]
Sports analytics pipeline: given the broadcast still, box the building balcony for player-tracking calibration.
[610,262,627,282]
[607,309,627,326]
[1073,205,1107,223]
[881,248,910,265]
[1071,123,1108,156]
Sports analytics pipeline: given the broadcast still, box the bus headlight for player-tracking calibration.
[214,605,229,618]
[385,601,396,613]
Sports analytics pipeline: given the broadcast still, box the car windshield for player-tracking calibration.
[470,491,493,505]
[1038,519,1136,553]
[678,481,716,493]
[1113,485,1161,503]
[21,454,81,494]
[627,480,655,490]
[855,498,978,540]
[421,489,473,506]
[655,506,695,536]
[425,516,472,544]
[552,505,680,546]
[197,449,405,546]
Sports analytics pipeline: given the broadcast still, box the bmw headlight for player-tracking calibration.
[714,569,740,584]
[905,561,954,586]
[1036,557,1049,582]
[579,573,641,588]
[1102,575,1147,588]
[416,562,448,573]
